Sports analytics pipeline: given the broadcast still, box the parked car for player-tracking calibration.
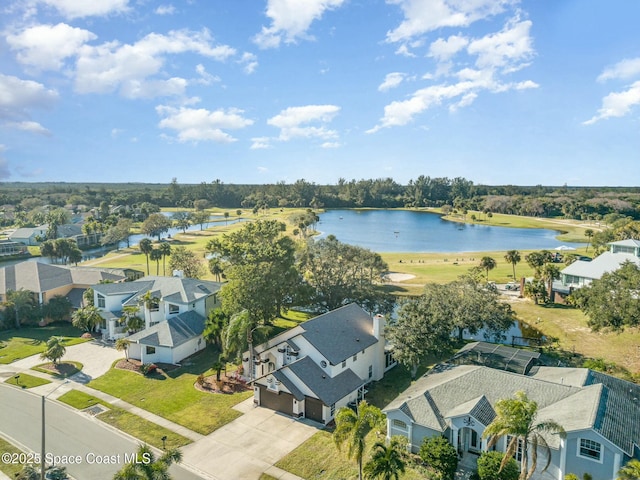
[505,282,520,291]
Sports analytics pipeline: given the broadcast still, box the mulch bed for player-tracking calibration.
[39,362,80,377]
[194,373,251,395]
[114,359,178,376]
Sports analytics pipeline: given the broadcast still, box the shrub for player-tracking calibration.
[140,363,157,375]
[477,451,519,480]
[564,474,579,480]
[419,436,458,480]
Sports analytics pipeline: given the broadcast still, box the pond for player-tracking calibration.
[317,209,577,253]
[462,320,546,346]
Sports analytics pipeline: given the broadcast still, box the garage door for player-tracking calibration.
[259,386,294,416]
[305,396,324,423]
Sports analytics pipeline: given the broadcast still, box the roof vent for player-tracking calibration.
[322,375,326,379]
[356,338,360,342]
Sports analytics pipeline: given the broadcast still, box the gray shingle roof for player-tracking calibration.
[299,303,377,365]
[272,370,305,401]
[94,276,221,305]
[127,310,205,348]
[608,239,640,248]
[285,355,364,406]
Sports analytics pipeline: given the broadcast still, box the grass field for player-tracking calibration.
[57,390,192,449]
[4,372,51,389]
[0,437,25,478]
[88,347,252,435]
[0,324,88,364]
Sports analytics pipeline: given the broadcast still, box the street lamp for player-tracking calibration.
[41,381,69,480]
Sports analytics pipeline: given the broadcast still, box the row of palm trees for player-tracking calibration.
[139,239,172,276]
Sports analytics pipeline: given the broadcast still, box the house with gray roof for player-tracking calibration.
[384,363,640,480]
[243,303,396,424]
[92,276,222,364]
[0,262,126,312]
[555,239,640,295]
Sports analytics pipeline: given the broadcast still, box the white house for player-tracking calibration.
[555,239,640,295]
[243,303,396,424]
[384,363,640,480]
[93,276,222,364]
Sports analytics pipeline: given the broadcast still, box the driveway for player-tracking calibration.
[181,399,318,480]
[9,339,123,383]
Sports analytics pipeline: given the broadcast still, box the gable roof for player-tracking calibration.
[0,262,125,295]
[127,310,205,348]
[608,239,640,248]
[299,303,377,365]
[561,252,640,280]
[284,355,364,406]
[93,276,222,305]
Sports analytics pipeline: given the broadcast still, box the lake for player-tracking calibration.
[317,209,574,253]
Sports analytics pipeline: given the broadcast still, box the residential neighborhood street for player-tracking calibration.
[0,383,207,480]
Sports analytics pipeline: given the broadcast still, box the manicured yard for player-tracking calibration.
[4,372,51,389]
[88,347,252,435]
[32,361,83,378]
[0,437,25,478]
[57,390,192,450]
[0,324,88,364]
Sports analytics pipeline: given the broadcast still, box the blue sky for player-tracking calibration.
[1,0,639,186]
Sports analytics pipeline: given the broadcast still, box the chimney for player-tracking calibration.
[373,314,385,339]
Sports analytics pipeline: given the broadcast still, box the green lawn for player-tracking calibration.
[88,347,252,435]
[4,372,51,389]
[0,437,25,478]
[57,390,192,450]
[32,361,83,378]
[0,324,88,364]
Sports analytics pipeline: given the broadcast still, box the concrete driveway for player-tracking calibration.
[9,339,123,383]
[182,399,318,480]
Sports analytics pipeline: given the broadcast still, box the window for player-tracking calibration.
[330,403,335,416]
[168,304,179,314]
[507,436,523,462]
[353,354,357,362]
[342,360,347,368]
[368,365,373,379]
[97,294,105,308]
[149,301,159,312]
[145,346,156,355]
[578,438,602,462]
[392,419,407,430]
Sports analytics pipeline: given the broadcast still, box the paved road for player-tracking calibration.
[0,384,206,480]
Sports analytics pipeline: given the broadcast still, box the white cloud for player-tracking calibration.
[428,35,468,61]
[37,0,130,19]
[597,57,640,83]
[7,23,96,71]
[267,104,340,141]
[4,120,51,135]
[467,18,534,71]
[253,0,346,49]
[321,141,341,148]
[251,137,272,149]
[74,29,235,98]
[155,5,176,15]
[386,0,515,43]
[0,74,58,120]
[378,72,405,92]
[194,64,220,85]
[239,52,258,74]
[584,80,640,125]
[156,105,253,143]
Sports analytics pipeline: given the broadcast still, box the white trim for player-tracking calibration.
[577,437,603,464]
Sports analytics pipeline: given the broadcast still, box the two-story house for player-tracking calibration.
[243,303,396,424]
[93,276,222,364]
[384,363,640,480]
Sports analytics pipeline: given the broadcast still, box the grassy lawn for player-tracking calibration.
[32,361,83,378]
[88,347,252,435]
[0,324,88,364]
[4,372,51,389]
[0,437,25,478]
[57,390,192,450]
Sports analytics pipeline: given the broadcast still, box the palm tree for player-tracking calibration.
[120,305,143,333]
[483,391,565,480]
[4,289,35,329]
[72,305,103,332]
[363,441,406,480]
[504,250,521,281]
[584,228,594,252]
[150,248,162,275]
[208,257,224,282]
[479,256,497,281]
[139,238,153,275]
[203,308,229,351]
[115,338,131,361]
[541,263,561,299]
[618,459,640,480]
[333,400,385,480]
[159,242,172,276]
[113,444,182,480]
[40,336,66,365]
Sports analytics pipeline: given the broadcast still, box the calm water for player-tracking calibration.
[318,209,574,253]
